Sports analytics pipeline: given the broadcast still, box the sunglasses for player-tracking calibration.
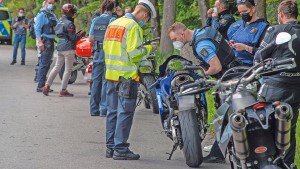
[237,0,255,6]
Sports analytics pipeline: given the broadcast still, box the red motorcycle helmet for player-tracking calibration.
[76,38,94,58]
[61,4,78,17]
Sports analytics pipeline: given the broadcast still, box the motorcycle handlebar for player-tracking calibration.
[179,58,296,95]
[143,37,161,45]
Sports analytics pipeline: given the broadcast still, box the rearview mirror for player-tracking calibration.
[275,32,291,45]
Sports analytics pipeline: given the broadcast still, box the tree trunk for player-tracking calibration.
[149,0,160,38]
[255,0,266,20]
[160,0,176,56]
[197,0,210,27]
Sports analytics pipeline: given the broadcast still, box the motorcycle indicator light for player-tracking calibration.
[253,103,266,110]
[255,146,268,154]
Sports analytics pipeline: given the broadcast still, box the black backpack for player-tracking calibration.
[29,18,36,39]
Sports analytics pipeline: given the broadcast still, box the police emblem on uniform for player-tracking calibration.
[221,19,227,24]
[200,48,209,58]
[250,27,258,33]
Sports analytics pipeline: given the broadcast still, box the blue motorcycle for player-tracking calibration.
[152,55,210,168]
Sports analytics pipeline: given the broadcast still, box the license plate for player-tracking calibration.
[178,95,195,111]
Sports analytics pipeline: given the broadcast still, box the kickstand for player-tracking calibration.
[166,144,178,160]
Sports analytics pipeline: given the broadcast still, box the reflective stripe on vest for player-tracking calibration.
[104,18,143,82]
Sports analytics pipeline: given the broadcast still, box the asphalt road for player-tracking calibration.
[0,45,229,169]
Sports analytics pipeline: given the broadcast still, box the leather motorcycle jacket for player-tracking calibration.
[257,21,300,86]
[55,15,79,51]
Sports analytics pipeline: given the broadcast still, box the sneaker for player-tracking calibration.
[37,88,43,92]
[203,145,213,152]
[113,150,140,160]
[90,112,100,116]
[203,154,225,164]
[59,90,74,97]
[42,85,50,96]
[106,148,114,158]
[10,61,16,65]
[21,62,25,65]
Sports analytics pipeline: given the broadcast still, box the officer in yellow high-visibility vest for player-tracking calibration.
[103,0,157,160]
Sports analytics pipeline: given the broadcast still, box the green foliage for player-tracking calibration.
[176,0,201,29]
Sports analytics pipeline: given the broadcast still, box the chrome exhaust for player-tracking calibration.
[275,103,293,153]
[230,114,249,162]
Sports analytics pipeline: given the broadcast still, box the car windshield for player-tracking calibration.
[0,10,9,20]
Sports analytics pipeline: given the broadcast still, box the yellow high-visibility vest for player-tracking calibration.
[103,17,152,82]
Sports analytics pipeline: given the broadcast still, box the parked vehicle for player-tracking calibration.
[59,37,93,84]
[151,55,209,167]
[0,4,12,45]
[136,37,160,114]
[179,32,297,169]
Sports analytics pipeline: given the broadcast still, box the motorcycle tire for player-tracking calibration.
[59,63,78,84]
[142,75,159,114]
[178,109,203,168]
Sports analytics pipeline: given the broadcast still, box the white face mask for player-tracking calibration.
[18,13,24,17]
[173,41,185,50]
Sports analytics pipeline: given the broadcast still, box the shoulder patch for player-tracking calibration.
[200,48,209,58]
[221,19,227,24]
[250,27,258,33]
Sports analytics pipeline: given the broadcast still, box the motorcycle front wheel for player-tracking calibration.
[59,63,78,84]
[142,75,159,114]
[178,109,203,168]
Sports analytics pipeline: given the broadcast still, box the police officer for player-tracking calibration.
[255,0,300,167]
[206,0,235,40]
[227,0,269,66]
[168,22,242,163]
[89,0,117,117]
[42,4,84,97]
[35,0,58,92]
[103,0,157,160]
[169,22,241,79]
[91,0,122,20]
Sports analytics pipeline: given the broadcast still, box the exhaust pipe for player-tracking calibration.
[230,114,249,161]
[275,103,293,153]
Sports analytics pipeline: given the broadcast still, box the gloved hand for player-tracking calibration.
[77,31,86,38]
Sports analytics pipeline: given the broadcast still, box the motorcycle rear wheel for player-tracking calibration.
[59,63,78,84]
[178,109,203,168]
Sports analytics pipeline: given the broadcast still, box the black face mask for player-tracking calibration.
[241,12,252,22]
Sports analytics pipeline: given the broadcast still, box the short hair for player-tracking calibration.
[18,8,25,12]
[278,0,298,19]
[219,0,229,9]
[168,22,187,35]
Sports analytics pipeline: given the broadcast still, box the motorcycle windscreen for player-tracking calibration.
[213,102,232,157]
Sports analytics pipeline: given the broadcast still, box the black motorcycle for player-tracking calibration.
[179,32,297,169]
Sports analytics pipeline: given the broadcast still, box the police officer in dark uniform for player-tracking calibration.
[169,22,242,163]
[35,0,58,92]
[42,3,85,97]
[169,22,241,79]
[89,0,116,116]
[206,0,235,40]
[255,0,300,167]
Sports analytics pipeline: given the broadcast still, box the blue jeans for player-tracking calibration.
[12,35,26,63]
[90,49,107,115]
[106,80,138,153]
[37,38,54,89]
